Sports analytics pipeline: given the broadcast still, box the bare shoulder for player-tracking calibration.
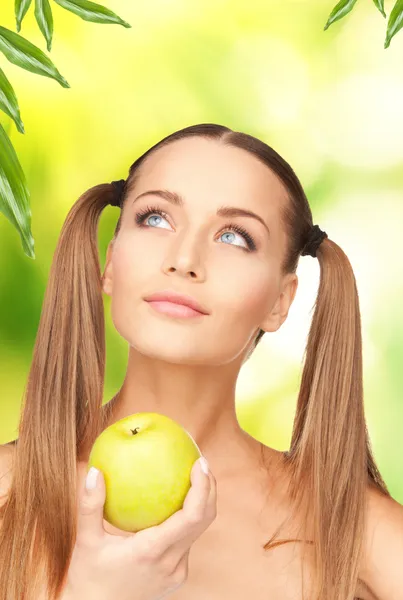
[0,442,16,507]
[359,484,403,600]
[272,452,401,600]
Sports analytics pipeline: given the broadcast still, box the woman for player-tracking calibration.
[0,123,401,600]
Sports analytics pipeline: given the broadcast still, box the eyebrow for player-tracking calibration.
[132,189,271,239]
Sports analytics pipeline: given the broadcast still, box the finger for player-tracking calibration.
[181,457,213,519]
[178,467,217,547]
[135,457,214,556]
[156,472,218,576]
[76,466,106,547]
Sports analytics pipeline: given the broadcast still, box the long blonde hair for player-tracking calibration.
[0,123,390,600]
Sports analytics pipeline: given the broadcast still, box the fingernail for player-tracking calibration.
[199,456,209,475]
[85,466,99,491]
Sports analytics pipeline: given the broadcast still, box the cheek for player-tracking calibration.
[238,279,271,316]
[112,232,166,282]
[108,242,147,323]
[220,268,273,324]
[111,237,150,288]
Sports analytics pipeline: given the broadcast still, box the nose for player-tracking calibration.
[161,232,206,281]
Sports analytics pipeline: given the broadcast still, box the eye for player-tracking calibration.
[135,205,171,230]
[218,223,256,251]
[134,204,257,252]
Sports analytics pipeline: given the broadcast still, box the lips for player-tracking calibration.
[143,289,209,315]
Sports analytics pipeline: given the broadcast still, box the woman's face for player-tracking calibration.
[102,136,297,365]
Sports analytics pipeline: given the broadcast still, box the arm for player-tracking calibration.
[359,486,403,600]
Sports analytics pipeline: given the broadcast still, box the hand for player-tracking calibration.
[63,457,217,600]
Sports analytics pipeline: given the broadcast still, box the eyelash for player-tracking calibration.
[134,204,257,251]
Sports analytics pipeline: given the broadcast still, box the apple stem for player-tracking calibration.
[130,428,140,435]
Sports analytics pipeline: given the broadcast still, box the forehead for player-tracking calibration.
[132,137,288,216]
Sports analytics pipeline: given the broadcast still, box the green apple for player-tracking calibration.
[87,412,203,532]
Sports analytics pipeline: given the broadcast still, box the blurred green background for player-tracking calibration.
[0,1,402,503]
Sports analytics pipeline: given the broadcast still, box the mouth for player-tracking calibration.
[143,289,210,316]
[144,299,207,319]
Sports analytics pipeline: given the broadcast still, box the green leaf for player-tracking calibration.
[2,114,13,137]
[0,122,35,259]
[34,0,54,52]
[0,66,25,134]
[385,0,403,47]
[324,0,359,30]
[0,26,69,88]
[15,0,33,33]
[372,0,386,18]
[54,0,131,28]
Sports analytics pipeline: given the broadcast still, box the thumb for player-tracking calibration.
[77,466,106,545]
